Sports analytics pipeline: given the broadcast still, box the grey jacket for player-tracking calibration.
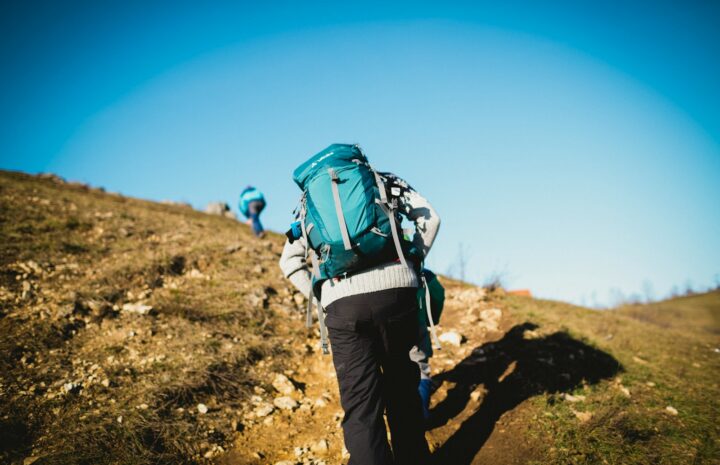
[279,172,441,308]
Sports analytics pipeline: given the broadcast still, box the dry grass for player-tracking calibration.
[0,171,304,465]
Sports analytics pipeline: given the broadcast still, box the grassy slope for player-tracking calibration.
[1,170,718,465]
[504,292,719,464]
[0,171,307,464]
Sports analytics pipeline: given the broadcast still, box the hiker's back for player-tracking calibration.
[293,144,401,281]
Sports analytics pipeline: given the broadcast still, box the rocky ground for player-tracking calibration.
[1,170,718,465]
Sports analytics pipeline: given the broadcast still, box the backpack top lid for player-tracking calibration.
[293,144,368,189]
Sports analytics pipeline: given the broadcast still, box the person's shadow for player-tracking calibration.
[430,322,622,465]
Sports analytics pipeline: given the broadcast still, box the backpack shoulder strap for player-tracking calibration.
[373,171,409,269]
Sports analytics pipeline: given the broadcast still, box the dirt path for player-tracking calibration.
[224,284,544,465]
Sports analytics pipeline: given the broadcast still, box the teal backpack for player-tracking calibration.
[292,143,440,354]
[293,143,410,288]
[239,187,264,217]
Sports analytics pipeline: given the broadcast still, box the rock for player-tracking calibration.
[187,269,206,279]
[617,385,631,397]
[225,243,242,254]
[438,331,463,347]
[562,393,586,403]
[572,409,593,423]
[311,439,329,453]
[117,416,123,424]
[451,287,487,303]
[254,402,274,417]
[205,202,236,219]
[274,461,295,465]
[665,406,678,416]
[293,293,306,307]
[273,396,298,410]
[121,303,153,315]
[63,382,81,394]
[646,381,656,387]
[23,456,39,465]
[197,403,209,414]
[478,308,502,332]
[272,373,296,395]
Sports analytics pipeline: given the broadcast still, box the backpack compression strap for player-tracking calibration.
[299,200,330,355]
[328,168,353,251]
[372,171,409,269]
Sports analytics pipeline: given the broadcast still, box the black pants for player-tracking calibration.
[325,288,430,465]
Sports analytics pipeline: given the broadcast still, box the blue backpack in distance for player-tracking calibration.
[239,187,265,218]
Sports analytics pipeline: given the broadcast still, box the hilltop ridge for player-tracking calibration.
[1,170,718,465]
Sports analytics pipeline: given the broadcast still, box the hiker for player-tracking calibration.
[279,144,440,465]
[410,268,445,420]
[239,186,266,237]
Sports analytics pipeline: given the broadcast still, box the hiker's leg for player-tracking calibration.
[246,201,262,236]
[410,324,433,419]
[379,289,430,465]
[249,212,262,236]
[325,295,393,465]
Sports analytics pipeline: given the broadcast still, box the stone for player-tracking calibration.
[665,406,678,416]
[478,308,502,332]
[293,293,306,307]
[254,402,274,417]
[225,243,242,254]
[617,385,631,397]
[121,303,153,315]
[272,373,296,395]
[187,269,206,279]
[438,331,463,347]
[197,403,209,414]
[273,396,298,410]
[63,382,81,394]
[572,409,593,423]
[562,393,586,403]
[311,439,329,453]
[205,202,235,219]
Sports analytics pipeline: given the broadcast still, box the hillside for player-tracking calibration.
[1,170,718,465]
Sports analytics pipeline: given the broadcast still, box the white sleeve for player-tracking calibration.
[402,188,441,257]
[278,237,313,297]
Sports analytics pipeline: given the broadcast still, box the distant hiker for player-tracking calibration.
[279,144,440,465]
[239,186,266,238]
[411,268,445,420]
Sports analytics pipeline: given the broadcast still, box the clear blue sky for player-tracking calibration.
[2,0,719,306]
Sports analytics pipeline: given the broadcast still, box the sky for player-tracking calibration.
[1,0,719,306]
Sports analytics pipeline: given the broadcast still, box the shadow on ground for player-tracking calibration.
[430,322,622,465]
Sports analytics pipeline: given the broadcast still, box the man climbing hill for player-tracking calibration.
[279,144,440,465]
[239,185,266,238]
